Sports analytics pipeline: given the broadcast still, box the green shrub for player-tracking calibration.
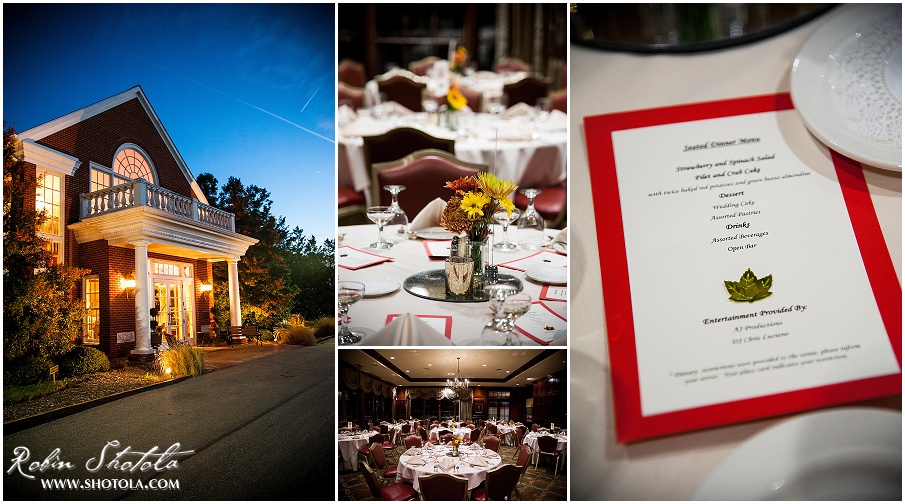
[282,326,316,346]
[258,329,275,342]
[4,380,66,404]
[4,356,53,386]
[59,346,110,377]
[155,345,205,378]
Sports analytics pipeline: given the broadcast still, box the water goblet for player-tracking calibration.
[383,185,409,244]
[337,281,365,345]
[516,189,545,250]
[479,284,517,345]
[501,292,532,346]
[367,206,396,249]
[493,207,520,251]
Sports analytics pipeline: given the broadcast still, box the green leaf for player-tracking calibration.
[724,268,773,303]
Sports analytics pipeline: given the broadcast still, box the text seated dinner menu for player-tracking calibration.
[584,94,901,442]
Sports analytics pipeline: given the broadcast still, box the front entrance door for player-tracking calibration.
[151,261,195,344]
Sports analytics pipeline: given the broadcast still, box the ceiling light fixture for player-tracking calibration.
[447,357,469,392]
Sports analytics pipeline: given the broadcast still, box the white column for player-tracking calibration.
[227,258,242,326]
[130,240,153,356]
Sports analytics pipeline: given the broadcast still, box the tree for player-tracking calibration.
[3,125,87,366]
[284,227,334,321]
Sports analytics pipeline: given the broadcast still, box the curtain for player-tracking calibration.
[341,365,394,398]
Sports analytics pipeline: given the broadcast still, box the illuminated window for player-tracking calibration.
[83,276,100,344]
[36,172,64,265]
[113,145,155,183]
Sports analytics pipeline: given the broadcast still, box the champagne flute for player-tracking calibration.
[367,206,396,249]
[337,281,365,345]
[501,292,532,346]
[493,207,520,251]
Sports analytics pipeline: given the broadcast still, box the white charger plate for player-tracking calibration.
[790,4,902,171]
[525,264,568,285]
[694,408,902,500]
[360,277,401,297]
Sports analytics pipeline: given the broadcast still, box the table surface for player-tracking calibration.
[569,6,902,500]
[397,444,503,492]
[337,224,567,346]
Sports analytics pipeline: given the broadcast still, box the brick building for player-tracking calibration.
[18,86,258,359]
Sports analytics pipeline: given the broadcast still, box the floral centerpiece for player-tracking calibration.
[441,83,468,130]
[450,46,468,74]
[451,435,464,456]
[441,173,518,296]
[553,426,562,435]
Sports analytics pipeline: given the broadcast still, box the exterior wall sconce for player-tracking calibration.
[199,283,213,294]
[120,276,136,298]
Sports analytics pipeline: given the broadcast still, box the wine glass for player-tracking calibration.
[367,206,396,249]
[516,189,545,250]
[493,207,520,251]
[383,185,409,244]
[500,292,531,346]
[487,93,508,116]
[479,284,517,345]
[337,281,365,345]
[535,97,552,122]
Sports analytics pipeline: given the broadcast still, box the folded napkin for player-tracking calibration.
[342,116,383,138]
[535,109,568,131]
[407,456,426,466]
[364,81,380,108]
[503,102,534,118]
[555,227,568,244]
[384,101,414,116]
[470,455,488,467]
[439,457,456,472]
[409,198,446,231]
[404,447,419,456]
[495,122,535,141]
[360,313,452,346]
[337,104,358,125]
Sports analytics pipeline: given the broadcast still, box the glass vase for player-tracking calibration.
[466,237,489,298]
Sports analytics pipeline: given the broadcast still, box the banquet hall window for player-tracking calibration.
[35,171,63,266]
[113,144,157,184]
[83,276,101,344]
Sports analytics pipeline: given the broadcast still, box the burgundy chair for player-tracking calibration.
[409,56,441,76]
[358,433,384,465]
[375,71,426,113]
[531,423,538,433]
[339,59,367,88]
[468,427,482,445]
[440,433,456,444]
[362,128,455,193]
[418,473,469,501]
[360,461,415,501]
[338,183,366,225]
[458,86,483,113]
[419,427,431,445]
[404,435,422,450]
[514,186,566,229]
[471,463,522,501]
[482,436,501,453]
[535,435,562,476]
[502,75,550,107]
[550,88,567,113]
[494,56,530,73]
[370,149,487,219]
[369,441,399,484]
[338,82,364,111]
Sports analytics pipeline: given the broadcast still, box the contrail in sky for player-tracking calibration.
[124,50,334,144]
[300,85,320,114]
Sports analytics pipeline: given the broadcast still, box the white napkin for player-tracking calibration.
[360,313,452,346]
[342,116,383,138]
[555,227,568,244]
[337,104,357,124]
[404,447,418,456]
[535,109,567,131]
[440,457,456,471]
[409,198,447,231]
[384,101,414,116]
[495,122,534,141]
[470,455,488,467]
[503,102,534,118]
[407,456,426,466]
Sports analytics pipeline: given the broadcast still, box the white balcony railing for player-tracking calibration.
[80,178,235,232]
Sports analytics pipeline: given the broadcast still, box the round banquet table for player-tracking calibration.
[524,432,569,467]
[396,444,503,493]
[338,431,378,471]
[338,110,567,206]
[570,6,901,500]
[490,424,517,446]
[428,427,472,442]
[337,224,567,345]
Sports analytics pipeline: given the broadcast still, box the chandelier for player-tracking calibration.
[447,357,469,391]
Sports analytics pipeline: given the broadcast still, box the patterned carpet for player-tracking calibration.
[339,444,567,500]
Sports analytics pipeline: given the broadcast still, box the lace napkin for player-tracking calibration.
[409,198,447,231]
[360,313,452,346]
[407,456,425,466]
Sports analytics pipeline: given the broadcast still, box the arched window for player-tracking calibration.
[112,144,156,184]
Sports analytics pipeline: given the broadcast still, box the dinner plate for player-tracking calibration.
[790,4,902,171]
[693,408,902,500]
[413,228,456,240]
[360,277,400,297]
[525,264,568,285]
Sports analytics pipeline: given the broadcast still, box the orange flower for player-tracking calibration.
[444,176,479,193]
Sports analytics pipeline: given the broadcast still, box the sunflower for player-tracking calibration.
[497,196,515,216]
[475,172,518,201]
[447,87,467,111]
[460,191,490,218]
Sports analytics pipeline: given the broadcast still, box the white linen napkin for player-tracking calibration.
[407,456,425,466]
[409,198,447,231]
[342,116,383,138]
[384,101,414,116]
[364,81,380,108]
[404,447,418,456]
[470,455,488,467]
[440,457,456,472]
[555,227,568,244]
[535,109,568,131]
[495,122,534,141]
[360,313,452,346]
[503,102,534,118]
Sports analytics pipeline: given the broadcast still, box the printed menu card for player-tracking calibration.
[584,94,901,442]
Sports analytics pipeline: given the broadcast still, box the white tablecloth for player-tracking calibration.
[524,432,568,467]
[570,7,901,500]
[338,431,378,471]
[429,427,472,442]
[337,224,567,345]
[338,112,567,205]
[396,444,503,493]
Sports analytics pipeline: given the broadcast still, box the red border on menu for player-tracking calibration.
[584,93,902,443]
[515,301,567,346]
[385,314,454,339]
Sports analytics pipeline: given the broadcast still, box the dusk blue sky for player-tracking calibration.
[3,3,335,243]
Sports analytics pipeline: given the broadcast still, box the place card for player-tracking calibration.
[539,285,568,302]
[584,94,901,442]
[337,245,393,270]
[423,240,453,259]
[514,301,567,346]
[497,250,567,272]
[385,314,453,339]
